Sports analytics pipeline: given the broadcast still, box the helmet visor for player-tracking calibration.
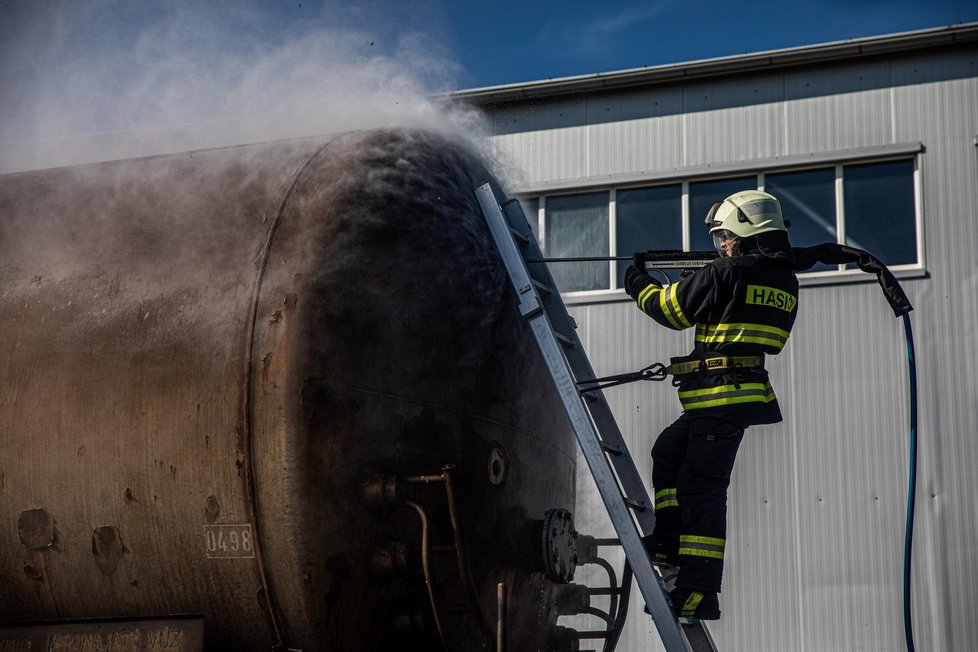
[712,229,738,255]
[704,202,723,229]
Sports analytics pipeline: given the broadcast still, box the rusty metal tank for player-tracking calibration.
[0,129,579,650]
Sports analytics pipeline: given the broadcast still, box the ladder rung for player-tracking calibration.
[601,441,623,455]
[625,498,648,512]
[533,279,552,296]
[510,227,530,245]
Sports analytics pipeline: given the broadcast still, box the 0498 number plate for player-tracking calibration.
[203,524,255,559]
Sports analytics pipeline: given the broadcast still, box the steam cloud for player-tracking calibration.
[0,0,485,172]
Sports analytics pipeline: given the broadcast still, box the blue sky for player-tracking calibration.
[439,0,978,88]
[2,0,976,151]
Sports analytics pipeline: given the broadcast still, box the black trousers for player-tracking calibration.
[650,412,745,593]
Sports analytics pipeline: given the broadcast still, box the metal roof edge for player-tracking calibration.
[448,22,978,105]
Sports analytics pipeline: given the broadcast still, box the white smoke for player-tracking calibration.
[0,0,486,172]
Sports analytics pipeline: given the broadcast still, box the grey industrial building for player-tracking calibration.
[457,23,978,652]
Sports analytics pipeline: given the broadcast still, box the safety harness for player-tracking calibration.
[576,354,764,393]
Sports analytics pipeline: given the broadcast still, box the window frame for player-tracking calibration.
[520,144,925,299]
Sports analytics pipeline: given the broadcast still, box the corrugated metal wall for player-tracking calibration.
[482,42,978,652]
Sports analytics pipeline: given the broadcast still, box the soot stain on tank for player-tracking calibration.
[92,526,126,576]
[321,554,352,608]
[204,496,221,523]
[300,375,358,440]
[294,130,507,383]
[0,128,572,650]
[293,130,511,492]
[18,508,57,550]
[252,129,556,648]
[0,131,579,650]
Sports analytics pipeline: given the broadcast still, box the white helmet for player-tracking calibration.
[705,190,786,253]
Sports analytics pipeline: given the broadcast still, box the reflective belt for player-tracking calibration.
[655,487,679,511]
[695,322,789,352]
[679,535,725,560]
[678,381,776,410]
[665,354,764,377]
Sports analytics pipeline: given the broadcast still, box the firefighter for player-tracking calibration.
[623,190,799,620]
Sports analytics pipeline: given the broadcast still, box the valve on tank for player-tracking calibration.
[538,508,635,652]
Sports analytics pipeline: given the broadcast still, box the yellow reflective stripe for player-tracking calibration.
[695,322,789,350]
[658,283,691,330]
[695,323,708,340]
[679,535,725,559]
[669,284,691,329]
[655,487,679,511]
[678,382,776,409]
[678,592,705,616]
[637,284,660,313]
[700,322,790,340]
[657,287,682,329]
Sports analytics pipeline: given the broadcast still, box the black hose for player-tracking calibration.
[902,313,918,652]
[603,561,632,652]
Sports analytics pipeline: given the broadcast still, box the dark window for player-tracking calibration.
[524,156,919,295]
[765,168,836,272]
[844,160,917,266]
[688,176,757,251]
[616,184,682,286]
[545,191,610,292]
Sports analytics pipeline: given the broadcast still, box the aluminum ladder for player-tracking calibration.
[474,184,719,652]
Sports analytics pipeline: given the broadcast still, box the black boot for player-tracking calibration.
[641,535,680,615]
[668,588,720,620]
[641,534,678,565]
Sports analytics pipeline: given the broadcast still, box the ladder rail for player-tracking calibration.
[475,184,718,652]
[500,200,657,535]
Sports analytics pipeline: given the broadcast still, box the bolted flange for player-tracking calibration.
[541,508,578,584]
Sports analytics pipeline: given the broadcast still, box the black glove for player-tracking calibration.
[623,264,658,300]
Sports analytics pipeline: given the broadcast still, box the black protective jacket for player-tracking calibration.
[627,231,913,426]
[629,249,799,426]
